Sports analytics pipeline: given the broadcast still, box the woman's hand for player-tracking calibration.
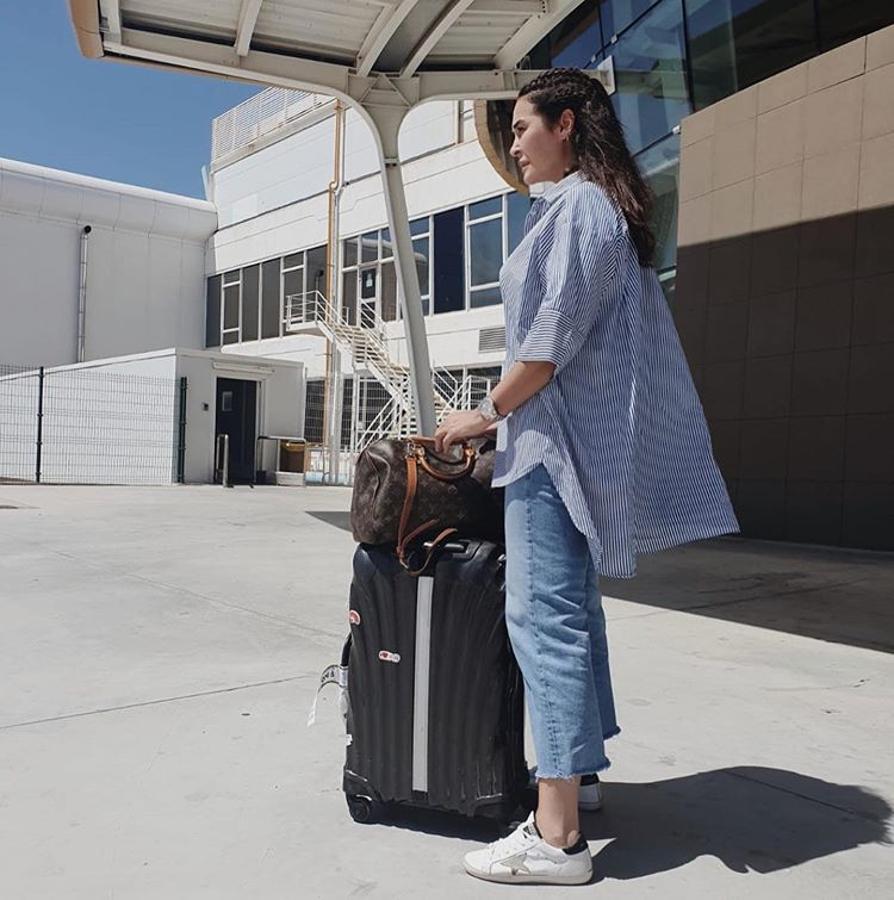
[433,410,491,454]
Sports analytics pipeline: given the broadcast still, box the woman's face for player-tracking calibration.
[510,96,573,185]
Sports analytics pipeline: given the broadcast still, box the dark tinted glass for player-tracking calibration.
[261,259,281,339]
[381,261,398,322]
[469,196,501,220]
[469,219,502,286]
[241,265,259,342]
[433,208,465,314]
[205,275,221,348]
[636,133,680,273]
[223,284,239,330]
[610,0,690,154]
[342,270,357,325]
[552,1,604,66]
[600,0,659,39]
[305,245,327,298]
[410,217,429,236]
[507,192,530,253]
[818,0,894,51]
[470,286,502,308]
[282,269,303,322]
[343,237,358,268]
[361,231,378,262]
[413,236,430,308]
[686,0,815,109]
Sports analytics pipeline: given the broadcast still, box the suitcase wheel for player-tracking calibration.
[346,794,379,824]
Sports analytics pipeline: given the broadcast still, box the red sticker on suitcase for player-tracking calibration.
[378,650,401,664]
[349,609,361,625]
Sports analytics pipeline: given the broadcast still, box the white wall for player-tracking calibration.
[0,158,217,368]
[0,350,304,485]
[210,101,459,233]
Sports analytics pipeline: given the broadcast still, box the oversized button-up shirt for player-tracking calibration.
[493,171,740,578]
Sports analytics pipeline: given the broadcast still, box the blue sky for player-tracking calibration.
[0,1,260,197]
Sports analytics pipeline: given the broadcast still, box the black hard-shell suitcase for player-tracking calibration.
[342,539,528,824]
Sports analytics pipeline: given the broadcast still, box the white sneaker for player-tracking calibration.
[463,813,592,885]
[579,773,604,812]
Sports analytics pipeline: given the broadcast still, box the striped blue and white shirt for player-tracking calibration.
[492,171,740,579]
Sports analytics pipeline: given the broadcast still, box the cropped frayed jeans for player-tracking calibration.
[505,464,619,780]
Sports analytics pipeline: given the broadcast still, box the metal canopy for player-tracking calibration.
[69,0,595,434]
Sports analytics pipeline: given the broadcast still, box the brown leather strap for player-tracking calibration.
[396,453,419,563]
[395,437,472,574]
[400,527,458,576]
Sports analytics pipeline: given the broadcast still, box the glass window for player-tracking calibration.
[469,218,502,287]
[241,265,259,342]
[343,237,358,268]
[686,0,815,109]
[361,230,378,263]
[507,192,530,254]
[552,1,604,66]
[359,268,377,300]
[433,208,464,314]
[223,284,239,330]
[223,269,240,286]
[282,268,303,325]
[469,196,502,220]
[342,270,357,325]
[261,259,280,338]
[610,0,690,154]
[205,275,221,349]
[819,1,894,51]
[600,0,658,39]
[410,217,429,237]
[413,237,430,316]
[221,332,239,346]
[470,286,502,308]
[381,261,398,322]
[305,245,328,298]
[381,228,394,260]
[636,132,680,274]
[283,252,303,270]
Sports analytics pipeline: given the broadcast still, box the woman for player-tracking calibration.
[433,68,739,885]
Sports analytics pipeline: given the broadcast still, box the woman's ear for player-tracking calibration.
[560,108,575,140]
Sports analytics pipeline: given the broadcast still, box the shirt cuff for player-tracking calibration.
[516,307,578,373]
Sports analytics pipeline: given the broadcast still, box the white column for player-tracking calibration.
[360,103,437,437]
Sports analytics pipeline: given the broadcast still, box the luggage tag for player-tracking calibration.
[306,662,348,727]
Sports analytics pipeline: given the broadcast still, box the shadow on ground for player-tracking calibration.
[370,767,891,882]
[306,510,353,532]
[585,766,890,880]
[603,539,894,653]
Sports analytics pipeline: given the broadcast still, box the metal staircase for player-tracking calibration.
[285,291,461,449]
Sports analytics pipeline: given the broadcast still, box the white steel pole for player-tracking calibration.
[362,105,437,437]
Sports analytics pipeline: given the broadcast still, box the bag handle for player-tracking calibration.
[406,435,476,481]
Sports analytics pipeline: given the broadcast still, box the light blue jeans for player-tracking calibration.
[505,464,619,780]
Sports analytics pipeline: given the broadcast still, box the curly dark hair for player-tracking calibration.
[518,67,655,267]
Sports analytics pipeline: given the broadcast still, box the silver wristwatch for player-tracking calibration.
[476,394,506,423]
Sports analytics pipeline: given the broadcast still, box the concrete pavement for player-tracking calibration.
[0,484,891,898]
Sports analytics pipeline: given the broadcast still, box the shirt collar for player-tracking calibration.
[537,169,584,206]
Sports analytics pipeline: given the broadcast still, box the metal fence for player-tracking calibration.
[0,364,185,485]
[300,372,501,486]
